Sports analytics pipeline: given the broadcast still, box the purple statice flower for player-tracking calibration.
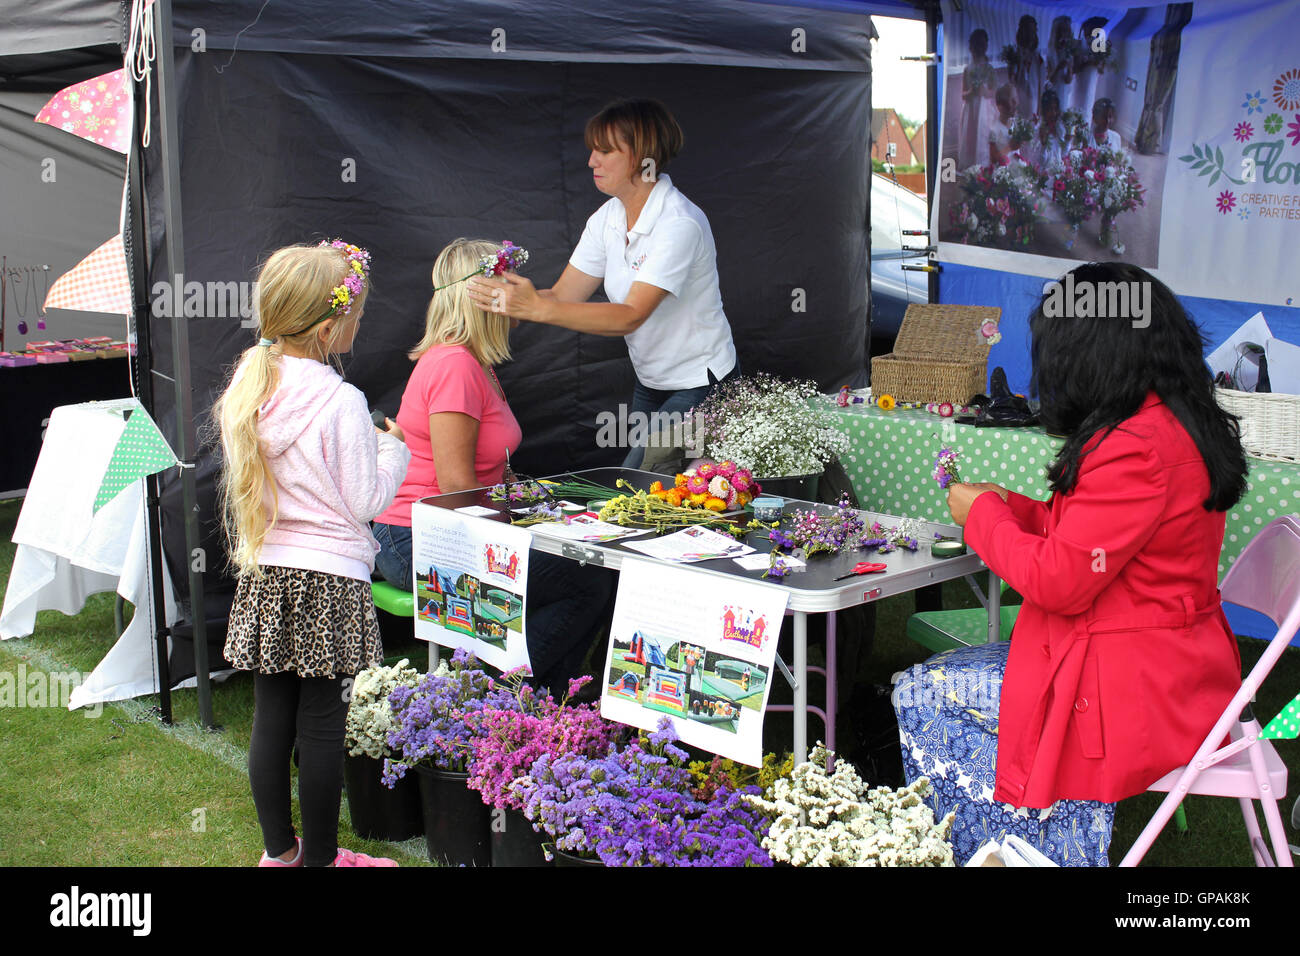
[768,528,796,551]
[932,447,961,489]
[382,649,526,782]
[562,719,773,867]
[765,553,791,579]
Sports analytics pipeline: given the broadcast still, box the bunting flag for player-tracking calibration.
[93,410,178,514]
[34,69,131,154]
[43,235,132,316]
[1260,692,1299,740]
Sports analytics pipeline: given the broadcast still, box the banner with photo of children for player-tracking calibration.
[600,558,788,766]
[940,0,1168,267]
[937,0,1299,307]
[410,503,532,672]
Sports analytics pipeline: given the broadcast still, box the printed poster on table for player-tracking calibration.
[411,503,531,672]
[600,557,788,766]
[935,0,1298,307]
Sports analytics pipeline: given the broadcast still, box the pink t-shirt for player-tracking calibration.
[376,344,522,527]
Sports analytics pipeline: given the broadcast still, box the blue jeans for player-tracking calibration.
[372,521,613,696]
[620,364,739,469]
[372,522,413,591]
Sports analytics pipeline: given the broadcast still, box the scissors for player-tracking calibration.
[833,562,887,581]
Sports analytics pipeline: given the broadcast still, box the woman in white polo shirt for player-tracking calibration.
[466,99,737,468]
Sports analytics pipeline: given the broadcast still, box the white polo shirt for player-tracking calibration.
[569,173,737,391]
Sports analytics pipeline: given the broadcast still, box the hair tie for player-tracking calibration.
[258,337,275,348]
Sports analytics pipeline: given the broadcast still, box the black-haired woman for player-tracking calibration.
[894,261,1247,866]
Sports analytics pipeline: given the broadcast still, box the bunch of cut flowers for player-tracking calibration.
[382,648,534,782]
[691,373,849,478]
[597,480,743,535]
[768,494,922,559]
[508,719,773,866]
[647,459,761,512]
[465,676,624,812]
[949,159,1047,246]
[345,658,423,761]
[745,744,956,866]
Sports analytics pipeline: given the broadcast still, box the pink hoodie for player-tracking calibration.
[245,355,410,581]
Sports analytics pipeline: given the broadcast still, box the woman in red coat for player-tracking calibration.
[894,262,1247,865]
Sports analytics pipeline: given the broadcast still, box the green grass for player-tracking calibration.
[0,498,429,867]
[2,494,1297,866]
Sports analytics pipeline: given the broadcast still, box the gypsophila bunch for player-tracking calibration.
[466,676,623,811]
[345,658,423,759]
[382,648,525,782]
[745,744,955,867]
[692,373,849,478]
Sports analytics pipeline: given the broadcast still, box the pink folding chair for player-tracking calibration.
[1120,515,1298,867]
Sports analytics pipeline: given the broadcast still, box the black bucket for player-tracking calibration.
[343,753,424,842]
[413,765,492,867]
[754,473,821,503]
[490,807,552,867]
[552,848,605,867]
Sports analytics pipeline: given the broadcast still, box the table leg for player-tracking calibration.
[825,611,837,761]
[988,570,1002,644]
[794,610,807,765]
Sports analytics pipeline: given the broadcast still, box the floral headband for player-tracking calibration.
[257,240,371,347]
[433,240,529,292]
[279,239,371,340]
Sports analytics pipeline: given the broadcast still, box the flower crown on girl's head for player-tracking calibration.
[433,240,529,292]
[314,239,370,322]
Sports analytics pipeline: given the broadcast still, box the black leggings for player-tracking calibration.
[249,672,350,867]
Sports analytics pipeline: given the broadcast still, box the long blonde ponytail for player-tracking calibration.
[213,243,370,576]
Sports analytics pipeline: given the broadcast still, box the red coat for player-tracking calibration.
[965,393,1241,808]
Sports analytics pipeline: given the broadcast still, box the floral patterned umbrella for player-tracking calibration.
[34,69,131,154]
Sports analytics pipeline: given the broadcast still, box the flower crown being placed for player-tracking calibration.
[433,240,529,292]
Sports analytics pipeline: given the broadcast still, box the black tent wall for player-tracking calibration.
[141,0,873,613]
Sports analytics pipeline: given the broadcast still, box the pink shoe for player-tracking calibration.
[258,837,303,867]
[332,847,398,867]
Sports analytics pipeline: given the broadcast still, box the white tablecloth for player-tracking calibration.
[1,399,179,708]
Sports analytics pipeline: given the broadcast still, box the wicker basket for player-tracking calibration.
[870,304,1000,404]
[1216,388,1300,462]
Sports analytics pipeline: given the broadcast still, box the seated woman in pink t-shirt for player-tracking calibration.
[373,238,613,695]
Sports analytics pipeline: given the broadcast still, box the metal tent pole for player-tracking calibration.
[126,49,174,725]
[154,0,214,729]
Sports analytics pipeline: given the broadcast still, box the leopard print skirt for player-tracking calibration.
[224,566,383,678]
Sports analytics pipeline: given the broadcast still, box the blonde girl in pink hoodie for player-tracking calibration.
[214,241,411,868]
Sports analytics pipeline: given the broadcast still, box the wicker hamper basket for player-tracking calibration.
[870,304,1001,404]
[1216,388,1300,463]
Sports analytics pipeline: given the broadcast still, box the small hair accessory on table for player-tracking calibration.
[836,385,866,408]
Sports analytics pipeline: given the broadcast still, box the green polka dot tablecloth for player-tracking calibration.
[1261,692,1300,739]
[828,403,1300,578]
[93,404,178,514]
